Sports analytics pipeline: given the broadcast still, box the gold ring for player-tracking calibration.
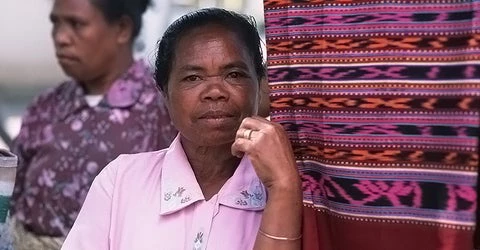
[243,129,254,140]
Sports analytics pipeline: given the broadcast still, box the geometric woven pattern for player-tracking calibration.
[264,1,480,249]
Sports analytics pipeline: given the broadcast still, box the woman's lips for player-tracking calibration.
[199,110,234,119]
[56,54,78,65]
[198,111,237,127]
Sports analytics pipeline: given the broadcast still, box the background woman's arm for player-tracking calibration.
[61,157,120,250]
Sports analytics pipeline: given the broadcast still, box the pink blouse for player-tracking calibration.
[62,135,266,250]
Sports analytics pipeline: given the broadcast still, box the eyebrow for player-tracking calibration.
[178,61,250,72]
[178,65,204,72]
[49,11,87,22]
[221,61,250,71]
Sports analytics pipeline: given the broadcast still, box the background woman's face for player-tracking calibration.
[166,24,260,147]
[50,0,121,82]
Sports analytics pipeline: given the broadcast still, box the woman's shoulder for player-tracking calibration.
[91,148,170,200]
[101,148,170,181]
[118,149,168,165]
[18,81,77,127]
[26,80,77,111]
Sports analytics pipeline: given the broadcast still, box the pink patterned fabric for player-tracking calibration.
[264,0,479,249]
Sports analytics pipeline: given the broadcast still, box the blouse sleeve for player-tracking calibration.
[61,156,120,250]
[10,100,40,213]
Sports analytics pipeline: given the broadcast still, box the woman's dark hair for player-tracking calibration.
[90,0,151,39]
[154,8,265,92]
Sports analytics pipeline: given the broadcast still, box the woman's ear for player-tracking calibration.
[116,15,134,44]
[257,77,271,118]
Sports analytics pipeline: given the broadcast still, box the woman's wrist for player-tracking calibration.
[255,174,303,250]
[265,175,302,196]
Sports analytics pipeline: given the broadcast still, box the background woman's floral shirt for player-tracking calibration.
[10,60,176,236]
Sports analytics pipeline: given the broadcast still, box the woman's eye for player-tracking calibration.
[185,75,201,82]
[228,72,239,78]
[227,72,245,78]
[69,19,85,29]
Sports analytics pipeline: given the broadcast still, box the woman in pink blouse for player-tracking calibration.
[62,8,302,250]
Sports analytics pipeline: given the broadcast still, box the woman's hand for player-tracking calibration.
[232,116,302,250]
[231,116,300,191]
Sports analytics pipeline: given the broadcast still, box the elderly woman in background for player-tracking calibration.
[10,0,176,249]
[62,8,302,250]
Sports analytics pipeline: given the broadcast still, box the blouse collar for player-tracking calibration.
[159,134,266,215]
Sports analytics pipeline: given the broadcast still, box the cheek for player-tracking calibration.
[167,94,192,126]
[81,29,116,56]
[241,86,260,110]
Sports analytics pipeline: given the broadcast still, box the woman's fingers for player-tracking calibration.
[231,137,250,158]
[232,116,298,189]
[238,116,270,130]
[234,116,286,155]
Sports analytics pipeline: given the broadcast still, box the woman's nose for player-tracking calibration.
[201,76,230,101]
[52,25,72,47]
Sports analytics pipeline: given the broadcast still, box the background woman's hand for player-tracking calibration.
[231,116,300,191]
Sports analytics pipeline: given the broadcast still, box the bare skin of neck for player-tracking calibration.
[181,138,241,201]
[81,47,133,95]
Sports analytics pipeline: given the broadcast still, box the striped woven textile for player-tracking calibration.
[263,0,480,249]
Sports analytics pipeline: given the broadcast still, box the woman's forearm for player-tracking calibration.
[253,177,303,250]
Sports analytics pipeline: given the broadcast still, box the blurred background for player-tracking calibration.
[0,0,266,150]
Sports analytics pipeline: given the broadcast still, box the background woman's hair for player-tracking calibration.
[154,8,265,93]
[90,0,151,39]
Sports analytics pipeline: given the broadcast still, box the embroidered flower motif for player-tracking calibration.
[252,185,264,207]
[173,187,186,197]
[164,192,172,201]
[235,184,265,207]
[193,232,203,250]
[164,187,191,205]
[181,196,191,204]
[241,190,252,199]
[235,199,248,206]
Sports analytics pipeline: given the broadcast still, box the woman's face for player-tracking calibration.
[50,0,122,82]
[166,24,260,147]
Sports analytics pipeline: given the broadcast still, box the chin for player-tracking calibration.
[61,68,81,80]
[183,131,236,147]
[205,133,236,146]
[59,64,88,81]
